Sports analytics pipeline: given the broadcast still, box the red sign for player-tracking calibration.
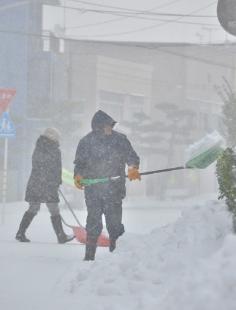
[0,89,16,115]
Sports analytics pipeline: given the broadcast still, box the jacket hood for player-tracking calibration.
[91,110,116,132]
[36,135,59,150]
[42,127,60,142]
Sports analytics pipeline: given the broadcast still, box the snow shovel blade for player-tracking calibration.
[185,131,224,169]
[72,226,110,247]
[185,144,224,169]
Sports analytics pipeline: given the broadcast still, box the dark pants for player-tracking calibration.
[85,192,125,241]
[27,202,60,216]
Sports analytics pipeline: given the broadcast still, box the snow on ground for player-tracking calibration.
[0,197,235,310]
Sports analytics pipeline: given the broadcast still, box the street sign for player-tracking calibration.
[0,89,16,224]
[0,112,16,137]
[0,88,16,115]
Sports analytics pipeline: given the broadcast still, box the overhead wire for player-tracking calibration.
[0,27,235,69]
[67,1,219,39]
[65,0,216,17]
[57,4,217,19]
[67,19,218,29]
[0,1,219,31]
[133,42,236,69]
[0,0,234,68]
[66,0,189,30]
[65,0,185,12]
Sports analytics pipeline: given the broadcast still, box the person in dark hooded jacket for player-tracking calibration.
[15,128,74,244]
[74,110,140,260]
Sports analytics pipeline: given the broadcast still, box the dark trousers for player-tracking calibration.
[85,193,125,241]
[27,202,60,216]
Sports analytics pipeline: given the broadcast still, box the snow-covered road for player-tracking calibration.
[0,198,235,310]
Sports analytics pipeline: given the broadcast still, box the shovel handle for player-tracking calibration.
[138,166,186,176]
[59,189,83,227]
[79,166,187,186]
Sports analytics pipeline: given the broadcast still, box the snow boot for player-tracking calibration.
[109,238,116,252]
[51,214,74,244]
[109,225,124,252]
[15,211,35,242]
[84,237,97,261]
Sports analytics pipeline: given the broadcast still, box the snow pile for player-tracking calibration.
[50,200,234,310]
[161,234,236,310]
[1,199,235,310]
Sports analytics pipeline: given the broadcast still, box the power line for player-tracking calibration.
[66,0,216,17]
[98,40,236,70]
[66,0,186,30]
[57,4,217,19]
[0,28,235,69]
[67,1,218,39]
[67,0,182,13]
[67,18,218,30]
[0,1,217,32]
[133,42,236,69]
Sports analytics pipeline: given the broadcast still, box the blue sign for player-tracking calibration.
[0,112,16,137]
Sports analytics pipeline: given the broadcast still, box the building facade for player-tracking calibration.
[1,1,236,201]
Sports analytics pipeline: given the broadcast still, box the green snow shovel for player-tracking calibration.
[63,131,224,186]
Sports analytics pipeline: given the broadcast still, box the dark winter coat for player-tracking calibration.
[74,110,140,199]
[25,135,62,203]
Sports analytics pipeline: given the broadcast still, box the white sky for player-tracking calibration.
[43,0,236,43]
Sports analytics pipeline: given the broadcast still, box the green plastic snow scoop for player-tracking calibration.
[185,143,224,169]
[63,132,224,186]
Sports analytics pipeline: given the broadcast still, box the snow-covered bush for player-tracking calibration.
[216,78,236,231]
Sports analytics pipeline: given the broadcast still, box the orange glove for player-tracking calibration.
[74,175,84,190]
[128,166,141,181]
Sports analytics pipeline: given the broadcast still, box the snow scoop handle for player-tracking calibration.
[138,166,186,176]
[58,189,83,227]
[79,166,187,186]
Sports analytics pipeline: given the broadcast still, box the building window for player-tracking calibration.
[98,90,146,123]
[99,90,125,121]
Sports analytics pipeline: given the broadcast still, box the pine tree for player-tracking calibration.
[215,78,236,231]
